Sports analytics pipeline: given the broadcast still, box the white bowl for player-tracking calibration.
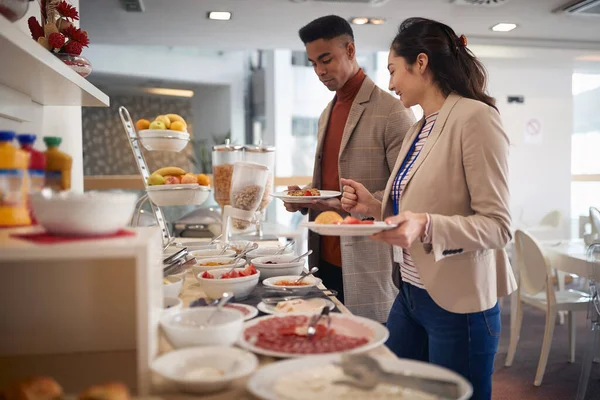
[193,257,246,277]
[147,184,211,207]
[164,296,183,312]
[191,248,236,259]
[30,191,137,236]
[224,241,258,255]
[262,275,322,295]
[163,276,184,298]
[197,268,260,300]
[246,246,293,262]
[252,255,305,281]
[160,308,244,348]
[151,346,258,394]
[139,129,190,152]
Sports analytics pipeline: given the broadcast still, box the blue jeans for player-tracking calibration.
[385,283,501,400]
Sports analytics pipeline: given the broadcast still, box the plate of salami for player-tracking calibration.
[237,313,388,358]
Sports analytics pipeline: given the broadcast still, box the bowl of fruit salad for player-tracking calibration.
[197,265,260,300]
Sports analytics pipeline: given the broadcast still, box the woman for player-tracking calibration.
[341,17,517,400]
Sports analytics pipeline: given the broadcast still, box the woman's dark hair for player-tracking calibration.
[391,17,496,109]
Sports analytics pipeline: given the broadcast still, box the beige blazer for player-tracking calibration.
[308,75,416,322]
[381,93,517,314]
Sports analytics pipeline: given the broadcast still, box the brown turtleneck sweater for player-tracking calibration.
[320,68,366,267]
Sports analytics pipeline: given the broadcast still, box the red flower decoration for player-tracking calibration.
[63,41,83,55]
[28,17,44,40]
[48,32,66,49]
[57,1,80,21]
[62,25,89,47]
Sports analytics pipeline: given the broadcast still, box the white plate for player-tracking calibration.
[257,298,335,315]
[237,312,388,358]
[272,190,341,204]
[300,221,397,236]
[247,354,473,400]
[225,303,259,321]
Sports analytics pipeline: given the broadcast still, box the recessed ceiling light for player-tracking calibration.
[350,17,369,25]
[369,18,386,25]
[145,88,194,98]
[207,11,231,21]
[491,23,517,32]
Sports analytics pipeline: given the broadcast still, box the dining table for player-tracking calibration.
[153,237,398,399]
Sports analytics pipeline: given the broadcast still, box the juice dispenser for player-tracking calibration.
[43,136,72,191]
[221,161,269,240]
[17,134,46,224]
[243,142,275,237]
[212,140,243,209]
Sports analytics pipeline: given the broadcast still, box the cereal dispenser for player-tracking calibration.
[212,140,244,210]
[243,142,275,238]
[221,162,269,241]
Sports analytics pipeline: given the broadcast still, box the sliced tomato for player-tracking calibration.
[342,216,361,225]
[243,264,258,276]
[304,190,313,196]
[201,271,214,279]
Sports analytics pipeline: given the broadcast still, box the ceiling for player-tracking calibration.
[80,0,600,52]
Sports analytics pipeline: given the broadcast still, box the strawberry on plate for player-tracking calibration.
[341,216,361,225]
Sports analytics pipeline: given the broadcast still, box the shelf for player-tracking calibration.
[0,226,160,261]
[0,15,109,107]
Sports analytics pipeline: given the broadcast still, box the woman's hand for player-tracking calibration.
[340,179,381,217]
[371,211,428,248]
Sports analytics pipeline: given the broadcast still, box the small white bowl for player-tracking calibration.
[224,240,258,255]
[139,129,190,152]
[147,184,211,207]
[262,275,322,295]
[191,248,236,259]
[197,268,260,300]
[160,308,244,348]
[246,246,293,262]
[163,276,184,298]
[164,296,183,312]
[252,255,305,281]
[193,257,246,277]
[30,191,137,236]
[151,346,258,394]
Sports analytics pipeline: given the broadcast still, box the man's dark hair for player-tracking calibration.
[298,15,354,44]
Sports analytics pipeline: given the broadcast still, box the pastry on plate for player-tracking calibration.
[2,376,63,400]
[315,211,344,225]
[78,382,129,400]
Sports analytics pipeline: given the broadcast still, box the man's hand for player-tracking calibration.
[371,211,428,248]
[283,185,305,213]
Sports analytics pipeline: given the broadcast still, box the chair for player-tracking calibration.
[575,243,600,400]
[505,230,590,386]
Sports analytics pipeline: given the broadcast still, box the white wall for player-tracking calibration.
[484,58,573,237]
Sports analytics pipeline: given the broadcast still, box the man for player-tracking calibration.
[284,15,415,322]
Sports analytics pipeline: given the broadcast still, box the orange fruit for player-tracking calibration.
[170,120,187,132]
[135,119,150,131]
[197,174,210,186]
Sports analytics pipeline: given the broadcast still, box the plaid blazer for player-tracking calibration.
[307,76,415,322]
